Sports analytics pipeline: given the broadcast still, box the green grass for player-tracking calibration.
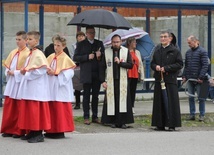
[181,113,214,127]
[74,113,214,127]
[74,116,84,123]
[134,113,214,127]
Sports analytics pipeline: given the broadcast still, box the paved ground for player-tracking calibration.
[0,92,214,155]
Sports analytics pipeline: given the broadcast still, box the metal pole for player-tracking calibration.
[146,9,150,34]
[112,6,117,12]
[208,10,212,76]
[39,5,44,47]
[177,9,182,51]
[77,6,81,32]
[0,2,3,107]
[24,0,28,32]
[146,9,151,78]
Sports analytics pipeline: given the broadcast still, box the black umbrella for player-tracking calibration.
[160,71,169,121]
[67,9,132,30]
[72,67,83,91]
[184,78,209,99]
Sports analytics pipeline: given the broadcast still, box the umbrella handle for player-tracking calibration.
[161,71,164,81]
[160,71,166,89]
[184,78,199,98]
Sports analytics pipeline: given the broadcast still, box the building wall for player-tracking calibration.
[3,4,208,18]
[2,12,214,75]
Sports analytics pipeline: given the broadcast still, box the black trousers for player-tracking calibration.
[128,78,138,107]
[82,79,101,119]
[74,90,81,104]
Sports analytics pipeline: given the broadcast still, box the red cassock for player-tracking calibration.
[18,100,51,130]
[1,96,26,135]
[45,101,75,133]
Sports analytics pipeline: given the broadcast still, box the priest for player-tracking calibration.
[99,34,134,129]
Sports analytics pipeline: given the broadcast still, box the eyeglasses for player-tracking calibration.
[112,41,121,44]
[160,35,169,38]
[87,31,95,34]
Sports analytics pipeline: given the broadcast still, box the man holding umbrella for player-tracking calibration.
[151,30,183,131]
[73,26,104,125]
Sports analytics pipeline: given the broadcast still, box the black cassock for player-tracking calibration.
[99,49,134,126]
[151,44,183,128]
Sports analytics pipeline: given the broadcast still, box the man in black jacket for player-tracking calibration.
[182,35,209,122]
[73,26,104,125]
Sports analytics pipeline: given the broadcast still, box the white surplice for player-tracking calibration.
[4,54,24,99]
[48,59,75,102]
[17,56,50,101]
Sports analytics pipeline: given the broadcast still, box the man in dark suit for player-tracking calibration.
[73,26,105,125]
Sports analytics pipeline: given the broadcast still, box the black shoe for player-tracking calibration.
[21,132,34,140]
[27,134,44,143]
[44,133,53,138]
[74,104,80,109]
[74,106,80,109]
[2,133,13,137]
[111,124,116,128]
[187,115,195,121]
[92,118,101,124]
[154,127,165,131]
[84,119,90,125]
[12,134,23,138]
[44,133,65,139]
[121,124,127,129]
[199,115,205,122]
[168,127,175,131]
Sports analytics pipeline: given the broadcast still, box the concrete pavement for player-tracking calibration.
[0,92,214,155]
[72,92,214,117]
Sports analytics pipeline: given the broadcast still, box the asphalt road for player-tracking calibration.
[0,131,214,155]
[0,92,214,155]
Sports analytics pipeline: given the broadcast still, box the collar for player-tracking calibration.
[162,43,170,48]
[191,45,199,51]
[87,39,94,44]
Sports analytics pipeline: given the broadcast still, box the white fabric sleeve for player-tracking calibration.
[14,70,23,83]
[5,68,9,82]
[25,67,47,80]
[58,69,74,86]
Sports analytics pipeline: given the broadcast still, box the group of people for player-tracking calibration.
[151,30,209,131]
[74,26,209,132]
[0,26,209,140]
[73,26,144,128]
[1,31,76,143]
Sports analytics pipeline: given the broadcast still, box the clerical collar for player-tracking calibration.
[88,39,94,44]
[162,43,170,48]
